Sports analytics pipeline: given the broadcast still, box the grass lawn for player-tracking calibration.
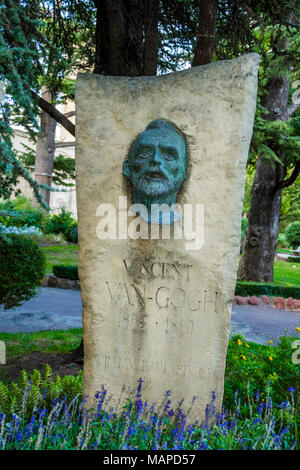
[42,244,78,274]
[0,329,82,357]
[274,260,300,287]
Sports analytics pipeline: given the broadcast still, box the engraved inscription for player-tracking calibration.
[117,312,194,336]
[93,353,168,375]
[165,318,193,336]
[123,259,192,281]
[92,352,211,379]
[106,281,145,306]
[118,312,146,330]
[104,280,219,313]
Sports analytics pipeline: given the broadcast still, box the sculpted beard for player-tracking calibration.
[133,169,174,197]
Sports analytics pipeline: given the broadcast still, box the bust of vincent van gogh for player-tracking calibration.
[123,119,187,224]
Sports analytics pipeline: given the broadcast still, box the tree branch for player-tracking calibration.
[32,90,75,137]
[64,111,76,118]
[276,161,300,189]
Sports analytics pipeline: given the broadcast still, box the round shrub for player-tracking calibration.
[0,234,46,310]
[45,208,78,243]
[285,221,300,249]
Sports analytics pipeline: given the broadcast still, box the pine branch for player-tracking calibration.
[276,161,300,189]
[31,90,75,137]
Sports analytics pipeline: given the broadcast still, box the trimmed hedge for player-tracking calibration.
[287,256,300,263]
[235,281,300,299]
[53,265,79,280]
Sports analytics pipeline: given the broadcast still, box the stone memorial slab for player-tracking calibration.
[75,53,259,421]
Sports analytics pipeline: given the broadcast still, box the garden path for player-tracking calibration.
[0,288,299,345]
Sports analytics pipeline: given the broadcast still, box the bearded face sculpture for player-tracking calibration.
[123,119,187,224]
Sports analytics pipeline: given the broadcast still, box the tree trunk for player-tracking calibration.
[238,157,284,281]
[238,75,290,282]
[142,0,159,75]
[34,87,57,207]
[192,0,218,66]
[94,0,158,76]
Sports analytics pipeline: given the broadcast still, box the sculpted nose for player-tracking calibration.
[150,148,162,166]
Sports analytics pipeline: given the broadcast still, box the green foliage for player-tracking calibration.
[0,195,37,212]
[1,0,299,217]
[18,147,76,187]
[285,221,300,249]
[217,2,300,197]
[0,365,83,419]
[158,1,199,73]
[45,208,77,243]
[51,154,76,187]
[242,168,255,215]
[251,113,300,169]
[241,217,248,241]
[224,335,299,419]
[0,195,48,230]
[53,265,79,280]
[0,386,296,450]
[0,0,95,207]
[41,244,78,274]
[28,232,66,247]
[0,0,49,207]
[235,281,300,298]
[0,210,44,230]
[280,178,300,232]
[66,225,78,244]
[0,234,46,309]
[288,257,300,263]
[277,232,290,249]
[0,336,298,449]
[0,329,82,359]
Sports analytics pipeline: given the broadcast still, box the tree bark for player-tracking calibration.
[34,87,57,207]
[142,0,159,75]
[192,0,218,66]
[93,0,158,76]
[238,75,290,282]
